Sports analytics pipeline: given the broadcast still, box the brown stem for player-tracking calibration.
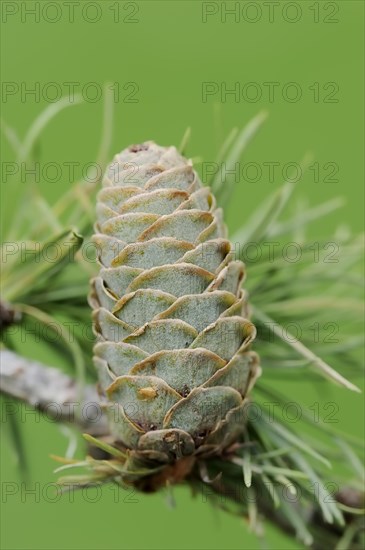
[0,301,20,332]
[192,468,364,549]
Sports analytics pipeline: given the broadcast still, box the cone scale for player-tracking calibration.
[90,142,260,480]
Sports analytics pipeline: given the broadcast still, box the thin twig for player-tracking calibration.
[0,349,108,435]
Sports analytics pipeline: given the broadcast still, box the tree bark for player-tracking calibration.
[0,349,108,435]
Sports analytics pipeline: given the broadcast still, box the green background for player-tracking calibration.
[1,1,364,549]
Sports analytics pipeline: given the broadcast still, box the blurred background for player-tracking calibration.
[1,1,364,549]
